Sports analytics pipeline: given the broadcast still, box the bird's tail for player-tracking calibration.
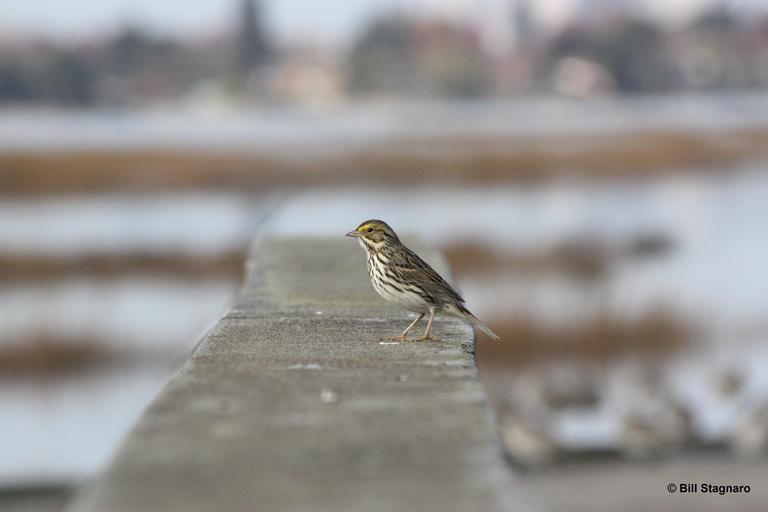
[447,303,500,341]
[468,315,501,341]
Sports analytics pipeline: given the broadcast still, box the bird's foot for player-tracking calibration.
[415,335,439,342]
[380,335,412,342]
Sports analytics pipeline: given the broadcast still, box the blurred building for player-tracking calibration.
[347,15,493,98]
[1,0,768,106]
[237,0,272,71]
[269,46,344,105]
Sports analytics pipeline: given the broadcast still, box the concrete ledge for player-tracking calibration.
[68,236,521,512]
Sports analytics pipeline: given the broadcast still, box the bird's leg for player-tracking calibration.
[400,313,425,339]
[382,313,424,341]
[416,307,438,341]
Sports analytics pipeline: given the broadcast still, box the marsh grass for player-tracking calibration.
[0,334,182,379]
[3,128,768,195]
[0,335,115,378]
[443,231,674,280]
[0,250,247,282]
[477,307,694,367]
[443,241,613,280]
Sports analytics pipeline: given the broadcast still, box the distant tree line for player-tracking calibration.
[348,7,768,98]
[0,0,271,106]
[1,3,768,105]
[347,16,494,97]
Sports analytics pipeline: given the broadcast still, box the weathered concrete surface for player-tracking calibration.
[68,237,522,512]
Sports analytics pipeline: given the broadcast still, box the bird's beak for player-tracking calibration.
[346,230,361,238]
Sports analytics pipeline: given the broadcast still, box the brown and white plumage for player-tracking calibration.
[346,219,500,341]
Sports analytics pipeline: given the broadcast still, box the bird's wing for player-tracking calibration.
[390,246,465,305]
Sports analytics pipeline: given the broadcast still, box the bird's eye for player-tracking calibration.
[366,227,373,233]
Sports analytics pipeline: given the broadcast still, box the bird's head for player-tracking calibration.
[346,219,400,249]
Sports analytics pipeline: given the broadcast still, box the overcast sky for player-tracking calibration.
[0,0,764,45]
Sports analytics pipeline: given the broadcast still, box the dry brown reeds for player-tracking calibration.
[0,335,114,378]
[2,128,768,195]
[477,307,693,367]
[0,250,247,282]
[442,241,613,280]
[0,333,183,378]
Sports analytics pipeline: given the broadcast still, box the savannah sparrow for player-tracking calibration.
[346,219,500,341]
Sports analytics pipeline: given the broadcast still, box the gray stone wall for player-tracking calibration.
[67,236,523,512]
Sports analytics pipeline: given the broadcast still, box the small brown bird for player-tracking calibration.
[346,219,499,341]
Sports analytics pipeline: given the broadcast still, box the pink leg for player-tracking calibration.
[416,307,438,341]
[382,313,424,341]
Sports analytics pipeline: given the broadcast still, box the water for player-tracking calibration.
[0,193,265,255]
[268,170,768,457]
[0,193,271,485]
[0,369,171,484]
[0,277,234,483]
[0,279,234,350]
[3,94,768,154]
[1,164,767,483]
[270,167,768,327]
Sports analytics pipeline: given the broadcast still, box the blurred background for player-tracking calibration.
[2,1,768,511]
